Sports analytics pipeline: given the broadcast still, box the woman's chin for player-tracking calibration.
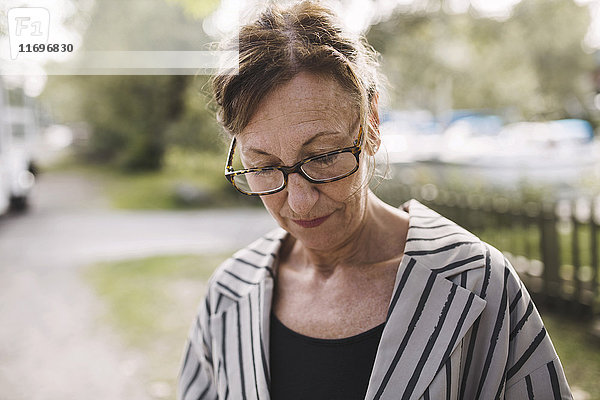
[285,222,348,251]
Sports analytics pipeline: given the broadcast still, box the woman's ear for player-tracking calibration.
[366,92,381,156]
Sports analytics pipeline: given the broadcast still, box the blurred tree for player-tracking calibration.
[507,0,593,119]
[368,0,594,122]
[41,0,597,172]
[41,0,221,171]
[165,0,221,20]
[77,74,188,170]
[164,75,224,153]
[81,0,211,51]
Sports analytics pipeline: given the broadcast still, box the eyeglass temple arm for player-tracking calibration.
[355,126,364,147]
[225,137,237,172]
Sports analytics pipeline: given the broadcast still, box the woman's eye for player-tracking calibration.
[312,154,338,165]
[253,169,274,176]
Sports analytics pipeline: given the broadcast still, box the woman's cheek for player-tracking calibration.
[260,194,286,221]
[327,173,366,204]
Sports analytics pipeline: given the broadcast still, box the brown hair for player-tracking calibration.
[211,0,383,153]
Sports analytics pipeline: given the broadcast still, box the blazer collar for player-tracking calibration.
[251,199,487,400]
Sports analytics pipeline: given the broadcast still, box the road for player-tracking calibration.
[0,171,277,400]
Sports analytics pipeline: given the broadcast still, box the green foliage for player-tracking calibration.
[164,76,225,153]
[76,75,189,171]
[81,0,212,51]
[165,0,221,19]
[42,74,225,172]
[40,0,223,172]
[368,0,594,121]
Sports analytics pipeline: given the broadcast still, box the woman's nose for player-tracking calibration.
[286,172,319,216]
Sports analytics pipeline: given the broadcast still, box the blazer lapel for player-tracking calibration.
[252,229,285,400]
[256,277,274,400]
[364,199,488,400]
[231,278,273,400]
[364,256,486,400]
[216,227,285,400]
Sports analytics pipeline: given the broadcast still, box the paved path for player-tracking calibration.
[0,171,277,400]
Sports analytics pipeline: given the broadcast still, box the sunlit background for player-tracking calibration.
[1,0,600,399]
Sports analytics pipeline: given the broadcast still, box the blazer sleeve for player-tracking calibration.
[490,246,572,399]
[177,294,218,400]
[504,357,571,399]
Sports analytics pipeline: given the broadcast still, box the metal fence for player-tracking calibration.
[376,182,600,318]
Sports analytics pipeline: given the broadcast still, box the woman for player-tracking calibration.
[178,2,571,399]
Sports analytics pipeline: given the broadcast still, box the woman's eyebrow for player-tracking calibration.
[245,130,346,156]
[245,147,274,157]
[302,130,344,147]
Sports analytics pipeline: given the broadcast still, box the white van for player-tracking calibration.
[0,80,37,214]
[0,126,11,215]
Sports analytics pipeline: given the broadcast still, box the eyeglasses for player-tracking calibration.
[225,126,363,196]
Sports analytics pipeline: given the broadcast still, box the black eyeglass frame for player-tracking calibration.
[225,126,363,196]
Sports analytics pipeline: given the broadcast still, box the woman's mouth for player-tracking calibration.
[291,214,331,228]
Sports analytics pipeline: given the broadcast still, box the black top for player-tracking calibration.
[269,313,385,400]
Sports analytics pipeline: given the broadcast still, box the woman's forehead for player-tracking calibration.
[238,72,358,153]
[239,128,350,158]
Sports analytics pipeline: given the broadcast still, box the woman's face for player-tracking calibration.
[237,71,372,252]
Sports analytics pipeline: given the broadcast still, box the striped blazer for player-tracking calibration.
[178,199,572,400]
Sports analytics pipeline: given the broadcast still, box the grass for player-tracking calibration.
[83,253,229,399]
[45,149,261,210]
[476,224,597,270]
[542,310,600,399]
[85,253,600,399]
